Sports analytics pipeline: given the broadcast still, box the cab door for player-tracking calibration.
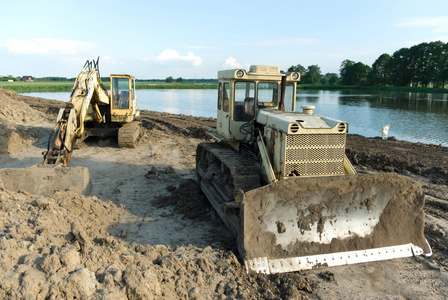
[216,82,231,138]
[110,75,133,123]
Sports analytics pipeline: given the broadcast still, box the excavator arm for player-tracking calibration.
[43,58,110,166]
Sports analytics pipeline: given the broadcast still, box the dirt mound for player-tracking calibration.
[0,89,54,155]
[1,89,447,299]
[346,134,448,184]
[141,110,216,140]
[0,88,52,125]
[0,164,92,196]
[0,181,317,299]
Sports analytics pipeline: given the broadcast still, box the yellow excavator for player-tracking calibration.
[0,58,141,197]
[196,65,432,274]
[43,57,141,166]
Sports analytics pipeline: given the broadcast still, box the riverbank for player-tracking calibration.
[1,81,447,94]
[0,81,217,93]
[299,84,448,94]
[1,89,448,299]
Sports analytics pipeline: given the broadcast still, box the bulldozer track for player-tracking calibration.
[196,142,261,236]
[196,142,261,203]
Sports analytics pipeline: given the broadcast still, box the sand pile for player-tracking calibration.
[0,89,447,299]
[0,89,52,155]
[0,182,317,299]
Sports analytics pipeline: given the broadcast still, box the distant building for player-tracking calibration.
[21,76,34,82]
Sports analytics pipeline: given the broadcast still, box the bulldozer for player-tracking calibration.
[43,57,141,166]
[0,58,141,197]
[196,65,432,274]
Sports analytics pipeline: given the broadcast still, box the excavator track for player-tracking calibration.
[118,121,141,148]
[196,142,261,236]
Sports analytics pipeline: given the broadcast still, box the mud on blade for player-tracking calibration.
[240,173,431,273]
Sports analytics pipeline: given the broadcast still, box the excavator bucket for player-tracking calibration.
[0,164,92,196]
[240,173,431,273]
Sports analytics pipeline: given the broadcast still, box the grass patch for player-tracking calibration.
[0,81,217,92]
[0,81,75,92]
[2,81,445,94]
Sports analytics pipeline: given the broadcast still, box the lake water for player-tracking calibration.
[22,89,448,146]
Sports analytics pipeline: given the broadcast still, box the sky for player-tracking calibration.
[1,0,448,79]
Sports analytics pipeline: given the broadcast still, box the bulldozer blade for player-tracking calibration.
[0,164,92,196]
[240,173,431,274]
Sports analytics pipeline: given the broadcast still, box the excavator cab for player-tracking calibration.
[110,75,138,123]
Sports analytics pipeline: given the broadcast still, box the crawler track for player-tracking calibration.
[118,121,141,148]
[196,142,261,235]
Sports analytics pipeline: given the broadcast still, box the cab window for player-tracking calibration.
[222,82,230,112]
[283,84,295,111]
[257,82,278,107]
[131,79,135,101]
[218,82,223,110]
[234,81,255,121]
[112,77,130,109]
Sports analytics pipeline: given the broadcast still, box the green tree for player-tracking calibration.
[287,64,306,73]
[0,75,17,82]
[323,73,338,85]
[329,74,339,85]
[176,77,183,83]
[409,42,431,87]
[165,76,174,83]
[302,65,322,84]
[340,60,371,86]
[370,54,392,86]
[437,42,448,88]
[339,59,355,85]
[389,47,413,86]
[427,41,447,87]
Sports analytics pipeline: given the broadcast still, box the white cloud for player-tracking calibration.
[395,16,448,33]
[223,57,251,70]
[155,49,202,66]
[224,57,242,68]
[4,38,97,55]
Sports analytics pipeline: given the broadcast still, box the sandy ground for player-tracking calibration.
[0,88,447,299]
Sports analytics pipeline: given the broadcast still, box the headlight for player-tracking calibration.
[236,70,244,77]
[292,72,299,80]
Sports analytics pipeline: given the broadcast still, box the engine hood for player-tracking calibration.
[256,109,348,134]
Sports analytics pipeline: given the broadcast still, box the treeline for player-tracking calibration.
[0,76,77,82]
[0,75,19,82]
[289,41,448,88]
[36,77,76,82]
[138,77,217,84]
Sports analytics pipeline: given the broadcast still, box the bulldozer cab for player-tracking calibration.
[216,66,300,141]
[110,75,137,123]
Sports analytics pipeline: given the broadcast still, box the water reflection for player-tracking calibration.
[21,89,448,146]
[297,90,448,146]
[137,89,217,118]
